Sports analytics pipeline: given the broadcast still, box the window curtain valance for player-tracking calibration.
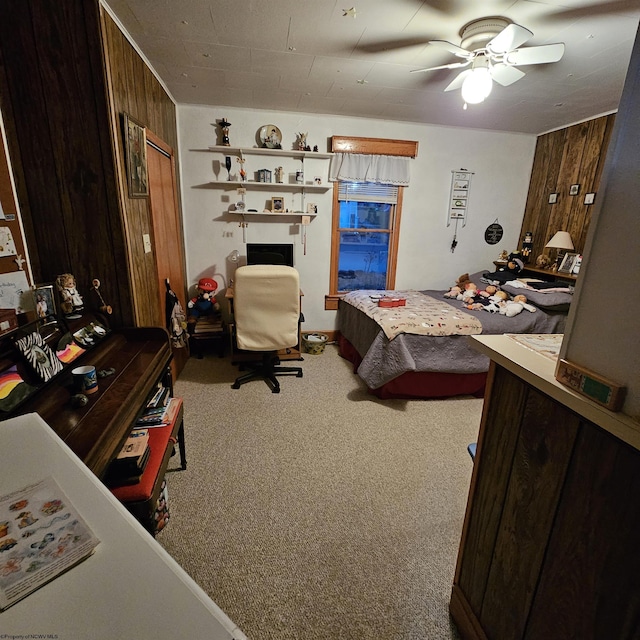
[329,153,410,186]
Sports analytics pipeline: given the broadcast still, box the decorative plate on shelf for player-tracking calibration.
[259,125,282,149]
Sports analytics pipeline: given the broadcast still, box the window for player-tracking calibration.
[329,181,403,295]
[324,135,417,310]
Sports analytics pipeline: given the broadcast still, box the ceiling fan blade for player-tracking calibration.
[428,39,472,58]
[487,23,533,54]
[444,69,472,92]
[410,60,470,74]
[490,63,525,86]
[505,43,565,66]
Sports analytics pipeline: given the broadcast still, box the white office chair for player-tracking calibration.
[231,265,303,393]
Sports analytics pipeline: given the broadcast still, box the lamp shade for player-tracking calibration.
[545,231,574,250]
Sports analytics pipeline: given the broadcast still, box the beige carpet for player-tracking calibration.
[158,344,482,640]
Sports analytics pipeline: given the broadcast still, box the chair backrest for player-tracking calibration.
[233,265,300,351]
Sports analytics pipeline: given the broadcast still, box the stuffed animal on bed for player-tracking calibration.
[444,273,473,298]
[499,294,536,317]
[443,285,462,299]
[483,290,509,313]
[482,252,524,284]
[460,282,478,304]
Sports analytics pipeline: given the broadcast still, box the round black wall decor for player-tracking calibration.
[484,222,504,245]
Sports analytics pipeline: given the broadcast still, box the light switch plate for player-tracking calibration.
[143,233,152,253]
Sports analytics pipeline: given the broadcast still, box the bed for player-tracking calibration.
[338,272,571,399]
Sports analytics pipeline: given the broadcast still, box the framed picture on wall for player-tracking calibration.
[124,113,149,197]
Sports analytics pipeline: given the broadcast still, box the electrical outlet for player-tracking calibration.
[143,233,152,253]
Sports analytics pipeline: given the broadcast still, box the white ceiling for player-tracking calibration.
[103,0,640,134]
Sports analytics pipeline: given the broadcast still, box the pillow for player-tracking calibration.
[501,281,573,312]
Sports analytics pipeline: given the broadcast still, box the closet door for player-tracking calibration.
[146,131,189,377]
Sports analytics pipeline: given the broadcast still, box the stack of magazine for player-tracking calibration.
[105,429,151,486]
[135,387,180,427]
[105,388,182,487]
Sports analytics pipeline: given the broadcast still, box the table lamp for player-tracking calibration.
[545,231,574,268]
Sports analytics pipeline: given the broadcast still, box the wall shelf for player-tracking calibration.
[227,211,317,219]
[204,145,333,160]
[202,145,330,238]
[207,180,330,192]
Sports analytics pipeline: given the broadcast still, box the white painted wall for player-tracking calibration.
[177,105,536,329]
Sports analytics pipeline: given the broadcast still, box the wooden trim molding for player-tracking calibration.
[331,136,418,158]
[450,585,489,640]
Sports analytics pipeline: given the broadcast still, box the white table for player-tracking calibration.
[0,413,246,640]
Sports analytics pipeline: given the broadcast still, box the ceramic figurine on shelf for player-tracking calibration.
[275,166,284,184]
[56,273,84,318]
[225,156,232,180]
[218,118,231,146]
[297,132,307,151]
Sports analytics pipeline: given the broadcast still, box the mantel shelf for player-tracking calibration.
[203,145,333,159]
[206,180,330,192]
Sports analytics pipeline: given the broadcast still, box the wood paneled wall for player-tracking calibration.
[100,9,184,327]
[0,0,131,324]
[0,1,182,328]
[518,114,615,262]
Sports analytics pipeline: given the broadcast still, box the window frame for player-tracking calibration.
[324,136,417,311]
[328,183,404,297]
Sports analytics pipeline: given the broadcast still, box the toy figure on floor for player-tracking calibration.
[482,252,524,284]
[188,277,220,320]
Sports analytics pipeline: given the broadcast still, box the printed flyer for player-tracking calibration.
[0,476,100,610]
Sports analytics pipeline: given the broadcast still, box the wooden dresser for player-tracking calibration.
[0,315,185,532]
[451,335,640,640]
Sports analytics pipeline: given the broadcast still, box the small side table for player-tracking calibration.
[188,316,226,358]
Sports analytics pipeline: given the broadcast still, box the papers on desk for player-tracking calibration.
[0,476,100,611]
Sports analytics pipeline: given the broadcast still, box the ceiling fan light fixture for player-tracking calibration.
[461,67,492,104]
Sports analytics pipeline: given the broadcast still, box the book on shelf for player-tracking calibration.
[0,476,100,611]
[135,396,181,427]
[146,385,170,409]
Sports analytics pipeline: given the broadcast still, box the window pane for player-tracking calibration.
[338,201,391,230]
[338,231,389,291]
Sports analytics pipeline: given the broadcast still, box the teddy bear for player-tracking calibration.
[481,252,525,284]
[444,273,472,298]
[536,254,551,269]
[188,277,220,320]
[499,294,537,317]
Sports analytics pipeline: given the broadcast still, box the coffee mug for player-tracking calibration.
[71,365,98,395]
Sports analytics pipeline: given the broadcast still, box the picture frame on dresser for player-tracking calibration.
[124,113,149,197]
[558,252,579,274]
[33,283,56,323]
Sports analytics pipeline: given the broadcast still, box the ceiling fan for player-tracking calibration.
[411,17,565,107]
